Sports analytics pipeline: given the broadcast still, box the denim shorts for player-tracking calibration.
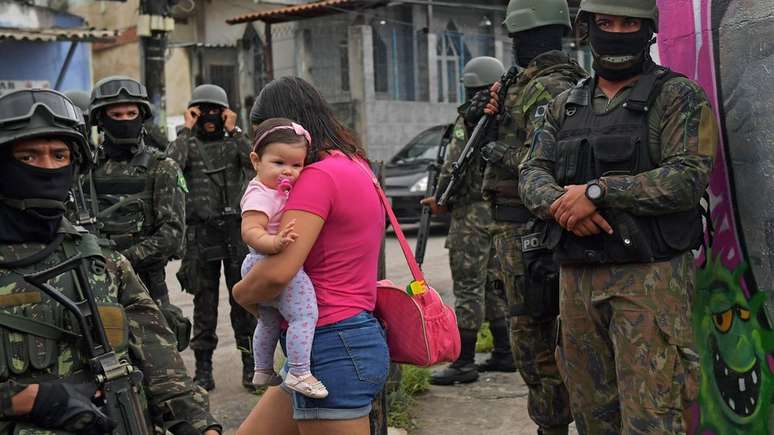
[279,311,390,420]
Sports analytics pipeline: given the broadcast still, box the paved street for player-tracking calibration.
[167,225,547,434]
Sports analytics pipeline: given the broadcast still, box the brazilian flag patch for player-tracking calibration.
[177,171,189,193]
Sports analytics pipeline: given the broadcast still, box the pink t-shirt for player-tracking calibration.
[285,152,384,327]
[240,179,286,234]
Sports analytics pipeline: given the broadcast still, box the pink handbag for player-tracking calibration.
[359,160,461,366]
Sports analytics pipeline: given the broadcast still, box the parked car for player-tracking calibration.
[384,124,453,226]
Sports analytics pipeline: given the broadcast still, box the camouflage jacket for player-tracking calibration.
[519,68,718,220]
[482,51,587,207]
[166,128,253,225]
[85,146,186,271]
[435,109,486,208]
[0,220,220,433]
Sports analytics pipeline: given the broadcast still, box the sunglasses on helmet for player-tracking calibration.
[93,79,148,99]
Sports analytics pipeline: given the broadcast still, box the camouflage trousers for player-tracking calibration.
[557,251,700,435]
[189,253,257,355]
[491,221,573,430]
[446,201,509,331]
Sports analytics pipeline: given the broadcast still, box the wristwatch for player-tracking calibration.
[227,126,242,137]
[585,179,605,204]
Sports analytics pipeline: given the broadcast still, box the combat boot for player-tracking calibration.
[538,425,569,435]
[477,317,517,372]
[194,350,215,391]
[241,351,257,392]
[430,329,479,385]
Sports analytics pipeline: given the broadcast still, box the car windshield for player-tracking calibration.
[390,127,446,165]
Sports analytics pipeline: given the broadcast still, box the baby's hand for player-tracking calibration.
[273,219,299,253]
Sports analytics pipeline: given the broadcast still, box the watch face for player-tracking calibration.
[587,184,603,200]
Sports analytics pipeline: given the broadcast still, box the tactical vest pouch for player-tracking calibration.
[26,305,58,370]
[592,134,641,176]
[555,138,591,185]
[656,210,703,252]
[176,257,203,295]
[97,304,129,352]
[521,230,560,319]
[6,306,29,375]
[159,303,192,352]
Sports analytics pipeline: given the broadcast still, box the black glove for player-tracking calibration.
[463,88,491,127]
[28,383,115,435]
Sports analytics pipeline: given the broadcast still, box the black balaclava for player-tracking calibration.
[588,17,654,81]
[196,104,225,141]
[101,114,144,160]
[0,148,75,243]
[511,25,565,68]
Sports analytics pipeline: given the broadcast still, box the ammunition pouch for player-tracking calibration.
[492,205,532,224]
[159,303,192,352]
[176,257,203,296]
[519,228,560,320]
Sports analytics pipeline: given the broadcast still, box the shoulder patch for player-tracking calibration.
[176,169,189,193]
[453,125,465,140]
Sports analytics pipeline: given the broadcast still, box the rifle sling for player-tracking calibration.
[0,309,81,341]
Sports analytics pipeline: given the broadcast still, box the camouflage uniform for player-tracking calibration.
[438,111,508,333]
[166,128,256,361]
[85,146,186,304]
[482,50,584,431]
[0,220,220,433]
[519,67,717,433]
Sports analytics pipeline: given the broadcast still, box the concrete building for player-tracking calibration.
[0,2,111,96]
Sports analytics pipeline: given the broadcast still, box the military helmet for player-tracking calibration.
[188,84,229,108]
[462,57,506,88]
[504,0,572,34]
[576,0,659,32]
[0,89,91,170]
[64,89,92,127]
[89,75,152,123]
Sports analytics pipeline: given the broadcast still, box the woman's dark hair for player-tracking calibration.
[250,77,366,164]
[252,117,309,156]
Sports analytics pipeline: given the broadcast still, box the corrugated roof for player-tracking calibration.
[0,27,118,43]
[226,0,388,25]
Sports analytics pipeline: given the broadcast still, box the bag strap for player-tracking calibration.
[352,156,428,293]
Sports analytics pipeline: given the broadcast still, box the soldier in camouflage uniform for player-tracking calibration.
[423,56,515,386]
[166,84,257,391]
[464,0,587,433]
[0,88,220,434]
[82,76,186,307]
[519,1,718,433]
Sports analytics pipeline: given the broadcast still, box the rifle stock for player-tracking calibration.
[24,253,153,435]
[437,66,520,208]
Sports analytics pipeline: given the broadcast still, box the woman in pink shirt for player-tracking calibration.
[234,77,388,435]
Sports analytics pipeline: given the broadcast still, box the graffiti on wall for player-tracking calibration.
[656,0,774,433]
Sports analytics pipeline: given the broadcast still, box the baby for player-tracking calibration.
[240,117,327,399]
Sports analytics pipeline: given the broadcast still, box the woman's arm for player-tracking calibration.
[234,209,324,309]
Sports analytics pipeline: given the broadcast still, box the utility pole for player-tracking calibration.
[139,0,175,136]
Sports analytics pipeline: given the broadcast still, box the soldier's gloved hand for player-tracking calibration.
[463,88,491,127]
[27,383,115,435]
[481,141,509,164]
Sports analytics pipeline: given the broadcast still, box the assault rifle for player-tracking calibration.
[24,249,153,435]
[414,124,454,268]
[437,65,520,208]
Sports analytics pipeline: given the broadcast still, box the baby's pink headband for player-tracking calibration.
[253,122,312,152]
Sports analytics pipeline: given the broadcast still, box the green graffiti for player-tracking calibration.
[694,251,774,434]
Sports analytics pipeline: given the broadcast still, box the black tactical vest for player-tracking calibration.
[87,151,159,251]
[546,67,703,264]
